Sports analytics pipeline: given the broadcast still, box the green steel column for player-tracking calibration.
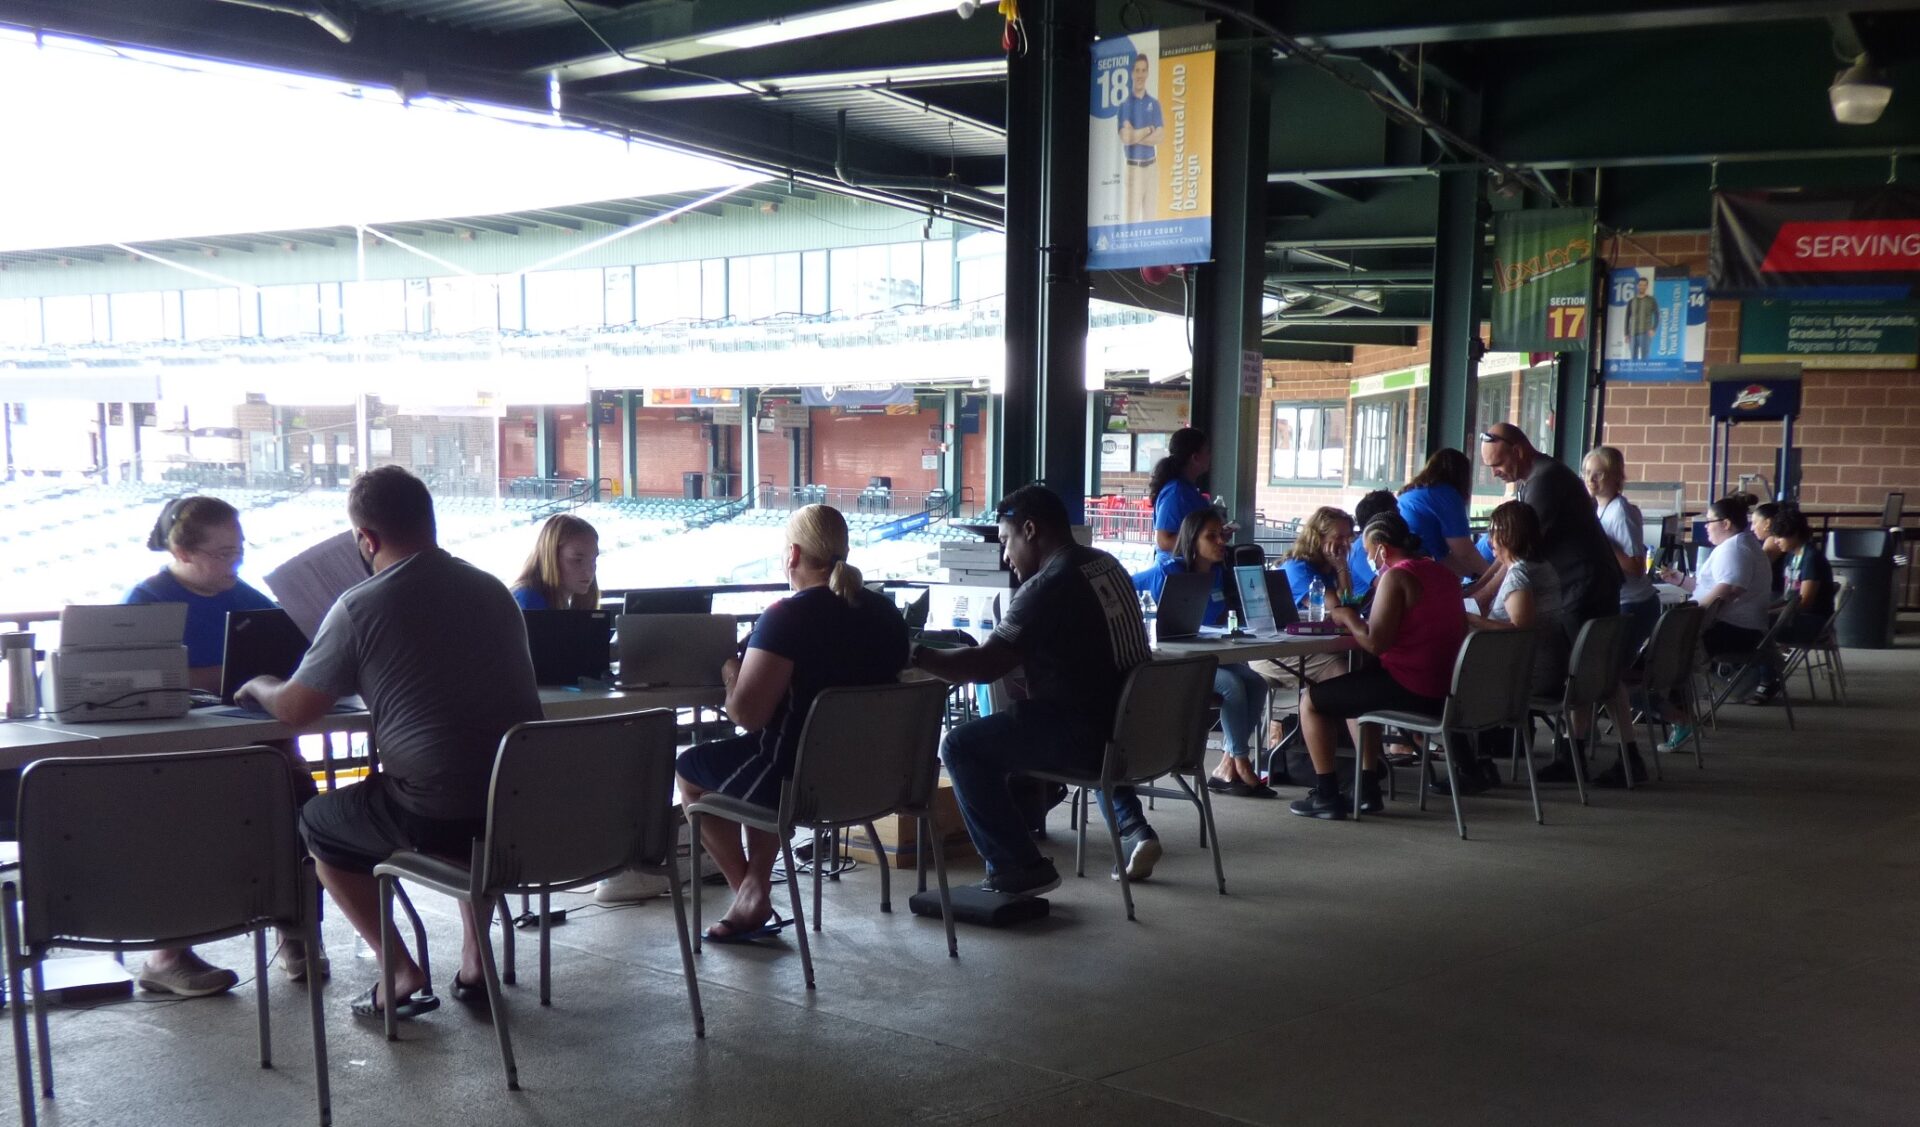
[1553,350,1593,465]
[621,390,638,498]
[586,397,602,500]
[739,388,759,501]
[1187,33,1273,533]
[534,405,555,480]
[1426,169,1490,457]
[942,387,963,510]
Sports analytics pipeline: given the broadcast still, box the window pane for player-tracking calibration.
[701,259,727,320]
[43,294,94,344]
[773,253,801,315]
[259,283,320,338]
[923,239,954,306]
[1322,407,1347,480]
[801,250,828,315]
[108,291,167,342]
[0,298,41,345]
[183,288,242,341]
[1270,405,1297,480]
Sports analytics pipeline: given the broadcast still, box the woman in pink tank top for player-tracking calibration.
[1289,512,1468,821]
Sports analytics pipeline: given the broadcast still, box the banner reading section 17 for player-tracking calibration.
[1490,208,1596,353]
[1087,25,1215,271]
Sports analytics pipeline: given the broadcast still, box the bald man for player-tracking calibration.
[1477,422,1623,627]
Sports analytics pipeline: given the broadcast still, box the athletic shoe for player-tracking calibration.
[1660,725,1696,753]
[137,953,239,998]
[1112,828,1162,881]
[1288,791,1348,820]
[595,867,672,905]
[978,860,1061,898]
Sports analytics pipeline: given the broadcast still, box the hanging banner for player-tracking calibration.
[1087,24,1216,271]
[1602,267,1707,382]
[1737,298,1919,369]
[1711,187,1920,298]
[800,385,914,408]
[1490,208,1596,353]
[644,387,738,407]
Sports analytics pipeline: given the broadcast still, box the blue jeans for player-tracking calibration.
[941,700,1150,875]
[1215,663,1267,761]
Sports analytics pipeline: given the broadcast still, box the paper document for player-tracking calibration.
[265,531,368,640]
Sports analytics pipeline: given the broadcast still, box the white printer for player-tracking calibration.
[46,604,191,723]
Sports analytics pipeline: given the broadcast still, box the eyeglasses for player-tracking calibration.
[1705,518,1730,527]
[1478,431,1509,444]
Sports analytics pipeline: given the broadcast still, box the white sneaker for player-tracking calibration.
[594,868,672,905]
[1111,830,1163,881]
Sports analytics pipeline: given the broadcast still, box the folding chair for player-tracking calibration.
[1705,593,1800,729]
[687,679,954,990]
[373,710,701,1090]
[1018,654,1221,920]
[1361,629,1540,839]
[1781,579,1851,703]
[1633,603,1708,775]
[5,747,330,1127]
[1525,615,1630,801]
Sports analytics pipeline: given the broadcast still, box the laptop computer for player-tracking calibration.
[1153,571,1215,641]
[219,608,311,705]
[523,609,614,687]
[614,613,736,689]
[1230,565,1298,636]
[622,588,714,616]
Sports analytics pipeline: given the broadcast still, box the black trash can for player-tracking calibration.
[682,471,704,501]
[1828,529,1896,649]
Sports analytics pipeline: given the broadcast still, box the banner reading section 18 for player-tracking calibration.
[1087,24,1215,271]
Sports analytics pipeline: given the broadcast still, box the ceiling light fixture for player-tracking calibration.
[698,1,956,50]
[1830,53,1893,125]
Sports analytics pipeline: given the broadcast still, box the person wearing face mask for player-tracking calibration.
[1138,508,1273,798]
[675,504,909,943]
[127,496,277,696]
[511,514,601,611]
[119,496,279,998]
[239,466,542,1023]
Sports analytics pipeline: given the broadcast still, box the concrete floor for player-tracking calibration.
[7,641,1919,1127]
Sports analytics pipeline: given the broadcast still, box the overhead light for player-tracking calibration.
[1830,54,1893,125]
[698,1,955,50]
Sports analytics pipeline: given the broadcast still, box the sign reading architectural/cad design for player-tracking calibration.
[1711,187,1920,297]
[1087,24,1216,271]
[1490,208,1597,353]
[1603,267,1707,383]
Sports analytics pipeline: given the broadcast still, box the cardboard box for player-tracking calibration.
[845,779,977,870]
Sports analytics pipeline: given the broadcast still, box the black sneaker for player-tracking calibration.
[1533,758,1578,784]
[1592,758,1651,788]
[1288,791,1348,820]
[1357,785,1385,815]
[978,860,1061,898]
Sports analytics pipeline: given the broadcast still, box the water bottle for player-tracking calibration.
[1307,577,1326,623]
[1139,590,1158,645]
[953,596,972,631]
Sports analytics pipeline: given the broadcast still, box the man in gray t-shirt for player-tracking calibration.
[240,466,540,1022]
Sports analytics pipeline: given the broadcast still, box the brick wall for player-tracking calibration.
[1595,233,1920,510]
[809,407,940,492]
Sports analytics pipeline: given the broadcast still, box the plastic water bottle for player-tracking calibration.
[954,596,972,631]
[1139,590,1158,645]
[1307,577,1326,623]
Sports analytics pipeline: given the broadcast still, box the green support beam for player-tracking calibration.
[1425,169,1487,459]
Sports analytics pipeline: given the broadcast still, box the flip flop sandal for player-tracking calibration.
[705,911,792,945]
[351,984,441,1021]
[450,975,491,1010]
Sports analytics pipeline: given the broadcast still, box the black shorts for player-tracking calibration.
[1308,666,1444,721]
[676,734,784,809]
[299,774,484,874]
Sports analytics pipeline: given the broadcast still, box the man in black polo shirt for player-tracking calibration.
[911,485,1158,897]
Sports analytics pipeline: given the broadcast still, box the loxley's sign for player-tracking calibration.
[1489,208,1597,353]
[1711,187,1920,298]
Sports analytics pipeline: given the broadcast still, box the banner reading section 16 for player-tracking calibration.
[1087,24,1215,271]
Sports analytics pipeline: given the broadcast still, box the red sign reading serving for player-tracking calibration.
[1758,220,1920,273]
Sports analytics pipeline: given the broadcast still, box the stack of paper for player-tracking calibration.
[939,540,1007,586]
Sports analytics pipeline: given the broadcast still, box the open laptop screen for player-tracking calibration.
[1232,565,1279,635]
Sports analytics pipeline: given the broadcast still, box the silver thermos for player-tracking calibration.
[3,632,40,719]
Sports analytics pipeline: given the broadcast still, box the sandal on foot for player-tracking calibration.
[450,975,490,1010]
[705,912,790,945]
[351,984,440,1021]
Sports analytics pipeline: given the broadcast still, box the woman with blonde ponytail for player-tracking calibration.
[676,504,909,943]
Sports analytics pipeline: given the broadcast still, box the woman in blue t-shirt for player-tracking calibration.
[121,495,278,999]
[1280,506,1357,609]
[125,496,275,693]
[1140,508,1274,798]
[676,505,910,941]
[1396,448,1485,579]
[512,513,601,611]
[1147,427,1212,564]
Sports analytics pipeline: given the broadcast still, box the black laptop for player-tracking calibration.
[523,609,615,686]
[1153,571,1216,641]
[219,608,312,705]
[622,588,713,615]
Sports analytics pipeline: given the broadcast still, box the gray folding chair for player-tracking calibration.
[1634,603,1707,775]
[1360,629,1540,839]
[1525,616,1631,800]
[1706,592,1800,729]
[3,747,330,1127]
[373,709,700,1090]
[1781,579,1851,703]
[1017,654,1222,921]
[686,678,954,991]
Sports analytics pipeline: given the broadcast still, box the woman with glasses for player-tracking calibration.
[1653,495,1771,749]
[1139,508,1274,797]
[121,495,280,999]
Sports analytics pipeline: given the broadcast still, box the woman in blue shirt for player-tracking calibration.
[122,495,278,999]
[1147,427,1212,564]
[1280,506,1357,608]
[1141,508,1274,798]
[1396,448,1484,579]
[512,513,601,611]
